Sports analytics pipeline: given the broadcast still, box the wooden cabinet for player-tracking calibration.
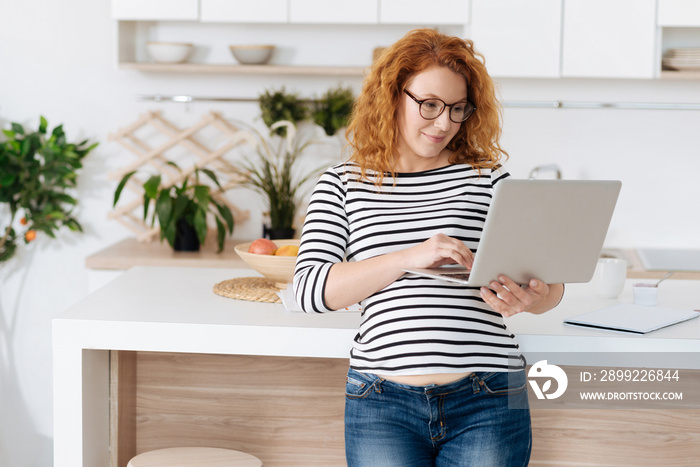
[200,0,289,23]
[288,0,378,24]
[111,0,199,21]
[379,0,469,25]
[471,0,562,78]
[658,0,700,26]
[561,0,657,79]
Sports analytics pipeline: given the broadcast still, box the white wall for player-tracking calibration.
[0,2,698,466]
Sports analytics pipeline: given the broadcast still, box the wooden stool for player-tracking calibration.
[127,447,263,467]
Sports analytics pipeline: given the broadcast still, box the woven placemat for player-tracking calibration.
[213,277,282,303]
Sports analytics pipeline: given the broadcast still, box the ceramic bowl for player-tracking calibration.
[633,283,658,306]
[229,45,275,65]
[146,41,194,64]
[234,239,300,285]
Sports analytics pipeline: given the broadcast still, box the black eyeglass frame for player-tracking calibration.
[403,89,476,123]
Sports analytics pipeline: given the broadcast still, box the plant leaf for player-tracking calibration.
[155,191,173,232]
[199,168,222,190]
[194,185,210,209]
[143,174,161,200]
[213,200,234,234]
[193,208,207,244]
[39,116,48,134]
[113,171,136,206]
[11,123,24,135]
[215,216,225,253]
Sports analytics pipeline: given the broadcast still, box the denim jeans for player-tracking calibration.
[344,368,531,467]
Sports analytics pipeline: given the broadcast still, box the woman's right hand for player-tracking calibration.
[403,233,474,270]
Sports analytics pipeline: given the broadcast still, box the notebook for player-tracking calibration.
[403,178,622,287]
[563,304,700,334]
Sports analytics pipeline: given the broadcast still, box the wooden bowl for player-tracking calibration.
[234,239,299,286]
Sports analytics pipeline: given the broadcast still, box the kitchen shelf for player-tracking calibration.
[119,62,368,76]
[660,70,700,79]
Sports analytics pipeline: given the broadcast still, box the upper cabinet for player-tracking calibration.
[658,0,700,26]
[561,0,657,79]
[111,0,199,21]
[111,0,700,79]
[201,0,289,23]
[288,0,378,24]
[379,0,469,25]
[471,0,562,78]
[472,0,658,79]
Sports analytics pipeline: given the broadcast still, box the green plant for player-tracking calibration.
[240,121,320,232]
[113,164,235,253]
[312,85,355,136]
[0,116,97,263]
[259,87,308,137]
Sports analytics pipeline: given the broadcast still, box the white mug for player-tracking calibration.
[594,258,627,299]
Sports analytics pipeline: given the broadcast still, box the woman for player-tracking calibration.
[294,29,564,466]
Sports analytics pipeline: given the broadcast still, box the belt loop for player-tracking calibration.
[373,376,383,394]
[471,373,481,394]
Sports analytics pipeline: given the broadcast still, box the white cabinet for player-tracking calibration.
[561,0,657,79]
[379,0,469,25]
[658,0,700,26]
[111,0,199,21]
[289,0,378,24]
[471,0,562,78]
[200,0,289,23]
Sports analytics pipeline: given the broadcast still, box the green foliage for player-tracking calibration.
[311,85,355,136]
[259,87,308,137]
[240,122,321,231]
[113,163,234,253]
[0,116,97,263]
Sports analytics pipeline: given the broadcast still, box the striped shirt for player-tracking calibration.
[293,162,523,375]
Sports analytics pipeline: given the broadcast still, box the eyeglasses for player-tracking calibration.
[403,89,476,123]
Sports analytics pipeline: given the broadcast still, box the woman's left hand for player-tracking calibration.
[480,275,555,317]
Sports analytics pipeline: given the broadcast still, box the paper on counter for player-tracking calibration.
[276,285,361,313]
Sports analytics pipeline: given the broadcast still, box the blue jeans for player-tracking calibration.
[344,368,531,466]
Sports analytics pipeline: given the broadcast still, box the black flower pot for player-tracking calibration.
[265,226,296,240]
[173,219,200,251]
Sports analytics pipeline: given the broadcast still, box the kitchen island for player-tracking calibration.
[53,266,700,467]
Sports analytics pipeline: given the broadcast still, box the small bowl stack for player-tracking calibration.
[234,239,299,286]
[229,45,275,65]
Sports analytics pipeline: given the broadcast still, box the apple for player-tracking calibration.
[274,245,299,256]
[248,238,278,255]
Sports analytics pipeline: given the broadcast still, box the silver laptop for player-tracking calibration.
[403,179,622,287]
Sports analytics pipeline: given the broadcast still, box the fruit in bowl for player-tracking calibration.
[248,238,278,255]
[235,238,300,285]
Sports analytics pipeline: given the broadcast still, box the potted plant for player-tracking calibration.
[113,163,235,252]
[240,121,321,239]
[259,87,308,137]
[311,85,355,137]
[0,116,97,263]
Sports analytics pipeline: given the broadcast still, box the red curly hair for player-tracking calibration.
[346,28,508,184]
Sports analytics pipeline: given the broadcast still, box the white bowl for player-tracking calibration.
[229,45,275,65]
[146,41,194,64]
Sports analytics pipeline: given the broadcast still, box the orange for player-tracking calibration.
[25,230,36,242]
[274,245,299,256]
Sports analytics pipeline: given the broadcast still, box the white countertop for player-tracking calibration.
[54,266,700,360]
[51,267,700,467]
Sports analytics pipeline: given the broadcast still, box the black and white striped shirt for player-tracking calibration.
[294,162,522,375]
